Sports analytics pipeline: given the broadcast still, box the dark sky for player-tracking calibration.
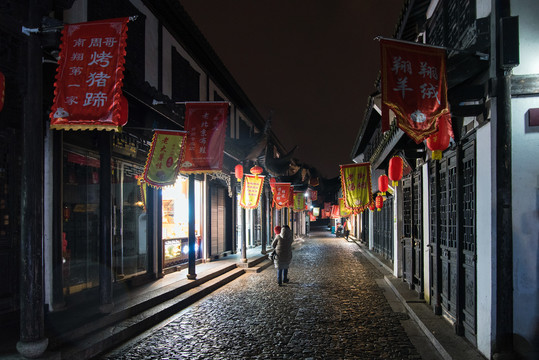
[180,0,405,178]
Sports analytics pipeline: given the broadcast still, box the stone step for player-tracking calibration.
[58,267,246,360]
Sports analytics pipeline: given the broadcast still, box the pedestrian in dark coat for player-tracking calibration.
[272,225,293,286]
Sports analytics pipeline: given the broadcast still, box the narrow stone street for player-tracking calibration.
[100,228,441,360]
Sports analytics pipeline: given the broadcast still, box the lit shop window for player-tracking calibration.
[162,176,203,266]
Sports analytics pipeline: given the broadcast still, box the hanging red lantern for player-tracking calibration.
[378,174,389,195]
[426,115,451,161]
[119,95,128,127]
[388,156,403,187]
[368,202,376,212]
[375,195,384,211]
[234,164,243,182]
[250,164,263,178]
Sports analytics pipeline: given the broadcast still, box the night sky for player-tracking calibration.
[180,0,405,178]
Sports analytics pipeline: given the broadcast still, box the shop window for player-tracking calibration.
[112,160,148,280]
[162,177,203,267]
[62,150,100,295]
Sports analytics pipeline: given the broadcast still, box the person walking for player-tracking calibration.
[272,225,293,286]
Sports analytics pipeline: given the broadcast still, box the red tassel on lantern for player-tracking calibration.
[235,164,243,182]
[375,195,384,211]
[388,156,403,187]
[378,174,389,195]
[426,115,451,161]
[250,165,263,178]
[368,202,376,212]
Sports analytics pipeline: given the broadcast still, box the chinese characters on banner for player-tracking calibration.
[340,163,373,213]
[293,191,305,212]
[310,189,318,201]
[380,38,449,143]
[240,174,265,209]
[339,198,352,217]
[143,130,187,187]
[180,102,229,173]
[273,183,292,209]
[50,18,129,131]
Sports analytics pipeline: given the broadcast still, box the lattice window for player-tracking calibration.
[429,161,438,245]
[413,171,422,239]
[403,176,412,238]
[448,159,458,249]
[462,143,476,253]
[439,160,448,247]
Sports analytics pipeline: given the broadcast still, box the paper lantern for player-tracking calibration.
[368,202,376,212]
[388,156,403,187]
[426,115,451,160]
[234,164,243,182]
[250,165,263,178]
[375,195,384,211]
[119,95,128,127]
[378,174,389,195]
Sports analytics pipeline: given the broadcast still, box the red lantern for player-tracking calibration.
[426,115,451,160]
[375,195,384,211]
[378,174,389,195]
[119,95,128,127]
[234,164,243,182]
[388,156,403,187]
[250,165,263,178]
[368,202,376,212]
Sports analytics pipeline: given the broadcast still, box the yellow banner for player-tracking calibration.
[293,191,305,212]
[339,198,352,217]
[143,130,187,188]
[340,163,372,213]
[240,174,265,209]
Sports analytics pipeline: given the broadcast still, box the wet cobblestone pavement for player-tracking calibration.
[101,230,426,359]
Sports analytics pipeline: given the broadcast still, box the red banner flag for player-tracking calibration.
[340,163,373,213]
[143,130,187,188]
[273,183,292,209]
[380,38,449,143]
[324,202,331,213]
[309,212,316,222]
[310,189,318,201]
[50,18,129,131]
[240,174,265,209]
[180,102,229,173]
[330,205,340,219]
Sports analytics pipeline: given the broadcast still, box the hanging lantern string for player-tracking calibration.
[23,15,139,36]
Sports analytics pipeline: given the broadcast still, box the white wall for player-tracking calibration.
[511,95,539,349]
[476,121,495,359]
[510,0,539,352]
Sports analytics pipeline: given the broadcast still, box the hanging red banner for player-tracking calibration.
[324,202,331,213]
[310,189,318,201]
[180,102,229,173]
[293,191,305,212]
[50,18,129,131]
[340,163,373,213]
[339,198,352,218]
[240,174,265,209]
[143,130,187,188]
[309,212,316,221]
[380,38,449,143]
[330,205,340,219]
[273,182,292,209]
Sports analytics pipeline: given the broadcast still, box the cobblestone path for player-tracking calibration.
[101,230,424,359]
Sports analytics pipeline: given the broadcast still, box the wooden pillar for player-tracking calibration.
[241,206,247,263]
[146,186,155,278]
[98,132,113,313]
[17,2,48,357]
[187,175,196,280]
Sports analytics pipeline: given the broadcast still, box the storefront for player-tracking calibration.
[162,175,203,267]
